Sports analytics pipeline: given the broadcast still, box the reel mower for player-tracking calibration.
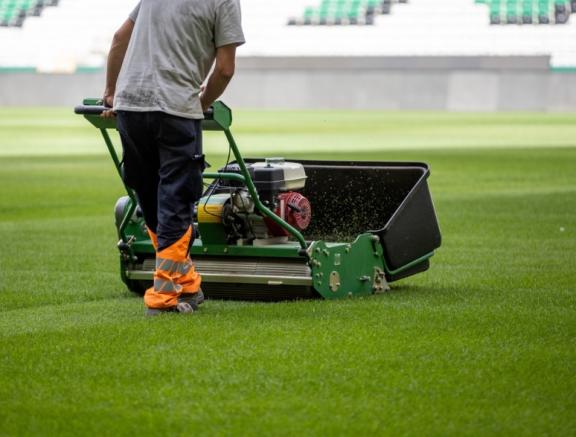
[75,100,441,300]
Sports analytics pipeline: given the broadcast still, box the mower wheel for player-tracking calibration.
[114,196,131,231]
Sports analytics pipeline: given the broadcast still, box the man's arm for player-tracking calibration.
[103,18,135,110]
[200,44,237,113]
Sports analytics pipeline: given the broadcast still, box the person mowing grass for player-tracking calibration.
[101,0,245,315]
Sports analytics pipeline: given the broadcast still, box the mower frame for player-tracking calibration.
[75,100,441,300]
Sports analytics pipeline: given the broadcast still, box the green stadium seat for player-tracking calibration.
[521,1,534,23]
[538,0,551,23]
[506,0,519,23]
[489,2,501,24]
[554,0,570,23]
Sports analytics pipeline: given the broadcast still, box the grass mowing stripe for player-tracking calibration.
[2,108,576,156]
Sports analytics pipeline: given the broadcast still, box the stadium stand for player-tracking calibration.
[0,0,133,71]
[287,0,407,26]
[475,0,575,25]
[0,0,58,28]
[0,0,575,71]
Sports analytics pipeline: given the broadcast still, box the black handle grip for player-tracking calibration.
[74,105,215,119]
[74,105,107,115]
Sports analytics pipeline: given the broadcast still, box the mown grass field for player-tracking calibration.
[0,108,575,436]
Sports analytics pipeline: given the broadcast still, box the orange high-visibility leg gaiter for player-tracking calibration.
[147,227,159,251]
[144,226,202,309]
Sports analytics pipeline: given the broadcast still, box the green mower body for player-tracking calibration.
[75,100,441,300]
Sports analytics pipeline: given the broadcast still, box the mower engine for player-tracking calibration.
[199,158,312,246]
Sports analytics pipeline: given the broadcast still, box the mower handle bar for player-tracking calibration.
[74,105,215,119]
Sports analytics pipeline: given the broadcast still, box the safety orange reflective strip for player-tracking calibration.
[154,278,182,293]
[156,257,192,275]
[156,257,176,272]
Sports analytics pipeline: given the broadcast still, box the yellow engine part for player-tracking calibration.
[197,194,228,223]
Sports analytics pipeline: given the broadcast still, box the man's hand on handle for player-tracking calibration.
[101,95,116,119]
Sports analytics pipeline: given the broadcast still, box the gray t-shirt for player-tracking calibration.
[114,0,245,119]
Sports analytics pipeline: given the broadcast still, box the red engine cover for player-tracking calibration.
[265,192,312,237]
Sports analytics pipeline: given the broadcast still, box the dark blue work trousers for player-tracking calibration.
[117,111,204,251]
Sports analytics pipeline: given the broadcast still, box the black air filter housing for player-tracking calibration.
[250,165,286,192]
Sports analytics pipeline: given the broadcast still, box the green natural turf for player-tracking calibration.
[0,108,575,436]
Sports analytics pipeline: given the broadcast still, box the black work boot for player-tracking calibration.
[145,301,195,316]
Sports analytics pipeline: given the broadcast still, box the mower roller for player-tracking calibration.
[74,100,441,300]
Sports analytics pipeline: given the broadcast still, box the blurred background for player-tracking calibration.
[1,0,576,110]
